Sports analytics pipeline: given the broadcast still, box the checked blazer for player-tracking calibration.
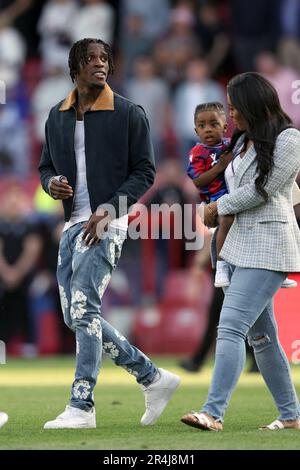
[217,128,300,272]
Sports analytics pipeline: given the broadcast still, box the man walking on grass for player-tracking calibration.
[39,38,180,429]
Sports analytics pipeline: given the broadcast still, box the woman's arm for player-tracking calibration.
[217,129,300,216]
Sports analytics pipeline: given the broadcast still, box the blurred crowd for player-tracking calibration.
[0,0,300,355]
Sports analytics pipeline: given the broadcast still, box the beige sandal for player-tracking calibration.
[181,411,223,432]
[260,418,300,430]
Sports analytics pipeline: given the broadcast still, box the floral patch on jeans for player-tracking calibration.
[98,273,111,299]
[73,380,91,400]
[103,341,120,359]
[108,234,123,267]
[86,318,102,339]
[114,329,126,341]
[71,290,87,320]
[109,241,116,266]
[59,285,68,315]
[75,232,90,254]
[122,365,139,378]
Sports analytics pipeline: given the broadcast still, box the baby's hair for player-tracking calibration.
[194,102,226,122]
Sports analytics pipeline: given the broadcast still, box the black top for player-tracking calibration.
[38,93,156,221]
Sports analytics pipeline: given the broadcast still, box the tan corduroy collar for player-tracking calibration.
[59,83,114,111]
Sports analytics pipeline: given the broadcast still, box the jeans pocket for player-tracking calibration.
[104,232,125,270]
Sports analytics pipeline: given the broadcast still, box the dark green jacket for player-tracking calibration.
[38,84,156,221]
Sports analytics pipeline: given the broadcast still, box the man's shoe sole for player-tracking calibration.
[44,422,96,429]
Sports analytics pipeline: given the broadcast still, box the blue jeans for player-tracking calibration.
[202,264,300,422]
[57,222,157,411]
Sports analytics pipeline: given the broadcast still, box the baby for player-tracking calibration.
[187,102,233,286]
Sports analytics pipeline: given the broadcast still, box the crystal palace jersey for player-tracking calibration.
[187,138,230,203]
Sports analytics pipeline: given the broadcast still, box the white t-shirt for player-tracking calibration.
[63,121,128,232]
[224,155,243,194]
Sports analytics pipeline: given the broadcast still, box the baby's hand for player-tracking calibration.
[218,152,232,170]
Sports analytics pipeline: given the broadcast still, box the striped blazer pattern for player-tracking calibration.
[217,128,300,272]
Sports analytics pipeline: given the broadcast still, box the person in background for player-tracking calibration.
[153,5,200,91]
[255,51,300,128]
[37,0,78,72]
[278,0,300,73]
[229,0,281,72]
[194,0,230,78]
[173,58,226,158]
[0,184,43,349]
[126,55,170,163]
[70,0,115,45]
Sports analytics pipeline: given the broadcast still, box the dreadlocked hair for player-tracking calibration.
[194,102,226,123]
[68,38,114,83]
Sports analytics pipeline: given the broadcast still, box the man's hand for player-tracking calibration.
[49,176,73,200]
[82,210,112,246]
[203,201,218,227]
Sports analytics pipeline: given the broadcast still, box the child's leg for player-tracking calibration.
[216,215,234,259]
[215,215,234,288]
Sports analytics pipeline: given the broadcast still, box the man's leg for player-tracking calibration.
[68,228,160,410]
[44,224,98,428]
[101,317,156,385]
[70,228,180,424]
[56,227,74,331]
[45,224,180,427]
[99,316,180,425]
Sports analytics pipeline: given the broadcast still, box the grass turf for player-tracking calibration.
[0,356,300,450]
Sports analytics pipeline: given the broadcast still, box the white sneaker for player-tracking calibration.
[140,368,180,426]
[281,278,298,288]
[214,260,230,288]
[0,412,8,428]
[44,405,96,429]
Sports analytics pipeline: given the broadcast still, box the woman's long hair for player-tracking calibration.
[226,72,292,200]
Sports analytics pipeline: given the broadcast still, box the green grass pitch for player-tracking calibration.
[0,356,299,450]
